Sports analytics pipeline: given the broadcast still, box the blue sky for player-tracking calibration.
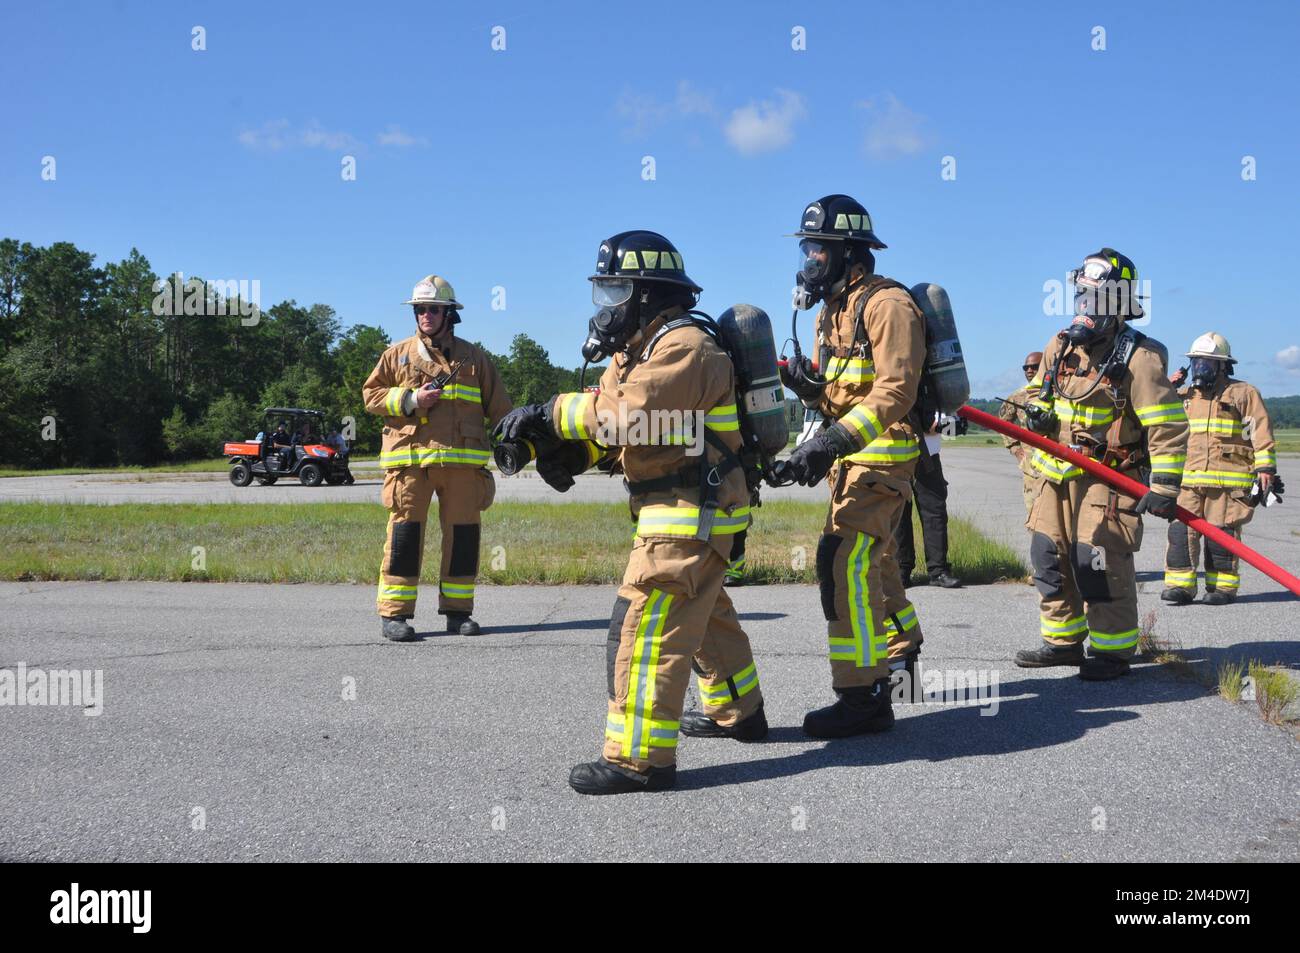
[4,0,1299,395]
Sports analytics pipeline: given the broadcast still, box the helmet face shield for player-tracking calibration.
[591,277,634,308]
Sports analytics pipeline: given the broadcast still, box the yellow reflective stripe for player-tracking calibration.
[1183,469,1254,487]
[844,435,920,464]
[379,447,493,468]
[1056,400,1114,427]
[1029,449,1084,482]
[555,392,593,441]
[1205,572,1239,588]
[882,605,919,633]
[1149,454,1186,475]
[635,505,751,538]
[440,582,475,597]
[704,404,739,432]
[698,662,760,705]
[1188,417,1242,434]
[438,383,481,404]
[605,715,679,748]
[1163,570,1195,588]
[377,583,418,601]
[824,356,876,383]
[1135,402,1187,425]
[384,387,407,417]
[622,589,675,760]
[1041,615,1087,637]
[840,405,883,443]
[1089,628,1139,651]
[836,531,887,666]
[1255,450,1276,468]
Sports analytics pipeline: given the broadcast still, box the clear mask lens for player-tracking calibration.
[592,278,634,308]
[799,240,831,283]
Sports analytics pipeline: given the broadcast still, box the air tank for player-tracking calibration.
[717,304,789,458]
[909,283,970,414]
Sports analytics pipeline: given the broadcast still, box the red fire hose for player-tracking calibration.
[957,404,1300,598]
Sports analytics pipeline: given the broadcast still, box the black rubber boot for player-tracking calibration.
[1161,587,1193,605]
[381,617,416,642]
[446,612,481,636]
[568,758,676,795]
[1014,641,1085,668]
[802,680,895,739]
[1079,653,1132,681]
[1202,591,1236,606]
[679,703,768,741]
[723,574,745,588]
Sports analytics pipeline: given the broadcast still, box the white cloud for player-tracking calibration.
[1276,345,1300,371]
[859,94,932,160]
[237,119,359,152]
[377,125,428,147]
[617,81,717,137]
[723,89,806,156]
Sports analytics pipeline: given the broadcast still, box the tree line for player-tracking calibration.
[2,237,1296,468]
[0,238,595,467]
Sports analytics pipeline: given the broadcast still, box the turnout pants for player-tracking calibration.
[604,537,762,773]
[1164,486,1253,598]
[817,462,924,690]
[376,465,495,618]
[895,454,952,580]
[726,528,748,580]
[1027,475,1142,658]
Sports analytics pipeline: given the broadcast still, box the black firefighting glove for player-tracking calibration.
[779,355,825,403]
[1023,403,1058,435]
[535,449,576,493]
[774,425,855,486]
[1252,470,1283,506]
[494,403,551,443]
[1134,490,1179,521]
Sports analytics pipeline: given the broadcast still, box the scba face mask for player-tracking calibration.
[582,278,638,363]
[1189,357,1223,390]
[793,239,844,311]
[1065,258,1128,345]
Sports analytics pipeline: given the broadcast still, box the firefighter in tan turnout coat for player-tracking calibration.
[495,230,766,796]
[774,194,928,736]
[364,275,511,641]
[1016,249,1188,680]
[1162,332,1281,605]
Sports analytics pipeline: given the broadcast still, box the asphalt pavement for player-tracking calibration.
[1,447,1296,861]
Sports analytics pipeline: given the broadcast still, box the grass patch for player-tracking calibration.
[0,499,1025,586]
[1247,662,1299,725]
[1217,659,1247,702]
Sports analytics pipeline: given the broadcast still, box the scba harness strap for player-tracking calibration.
[625,315,746,540]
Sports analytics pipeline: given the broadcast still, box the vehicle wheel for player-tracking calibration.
[299,463,323,487]
[229,462,253,487]
[257,475,278,486]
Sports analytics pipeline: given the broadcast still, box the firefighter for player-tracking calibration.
[1000,350,1044,516]
[773,194,927,734]
[1163,333,1281,605]
[363,275,512,641]
[496,231,766,795]
[1016,249,1188,680]
[724,489,759,586]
